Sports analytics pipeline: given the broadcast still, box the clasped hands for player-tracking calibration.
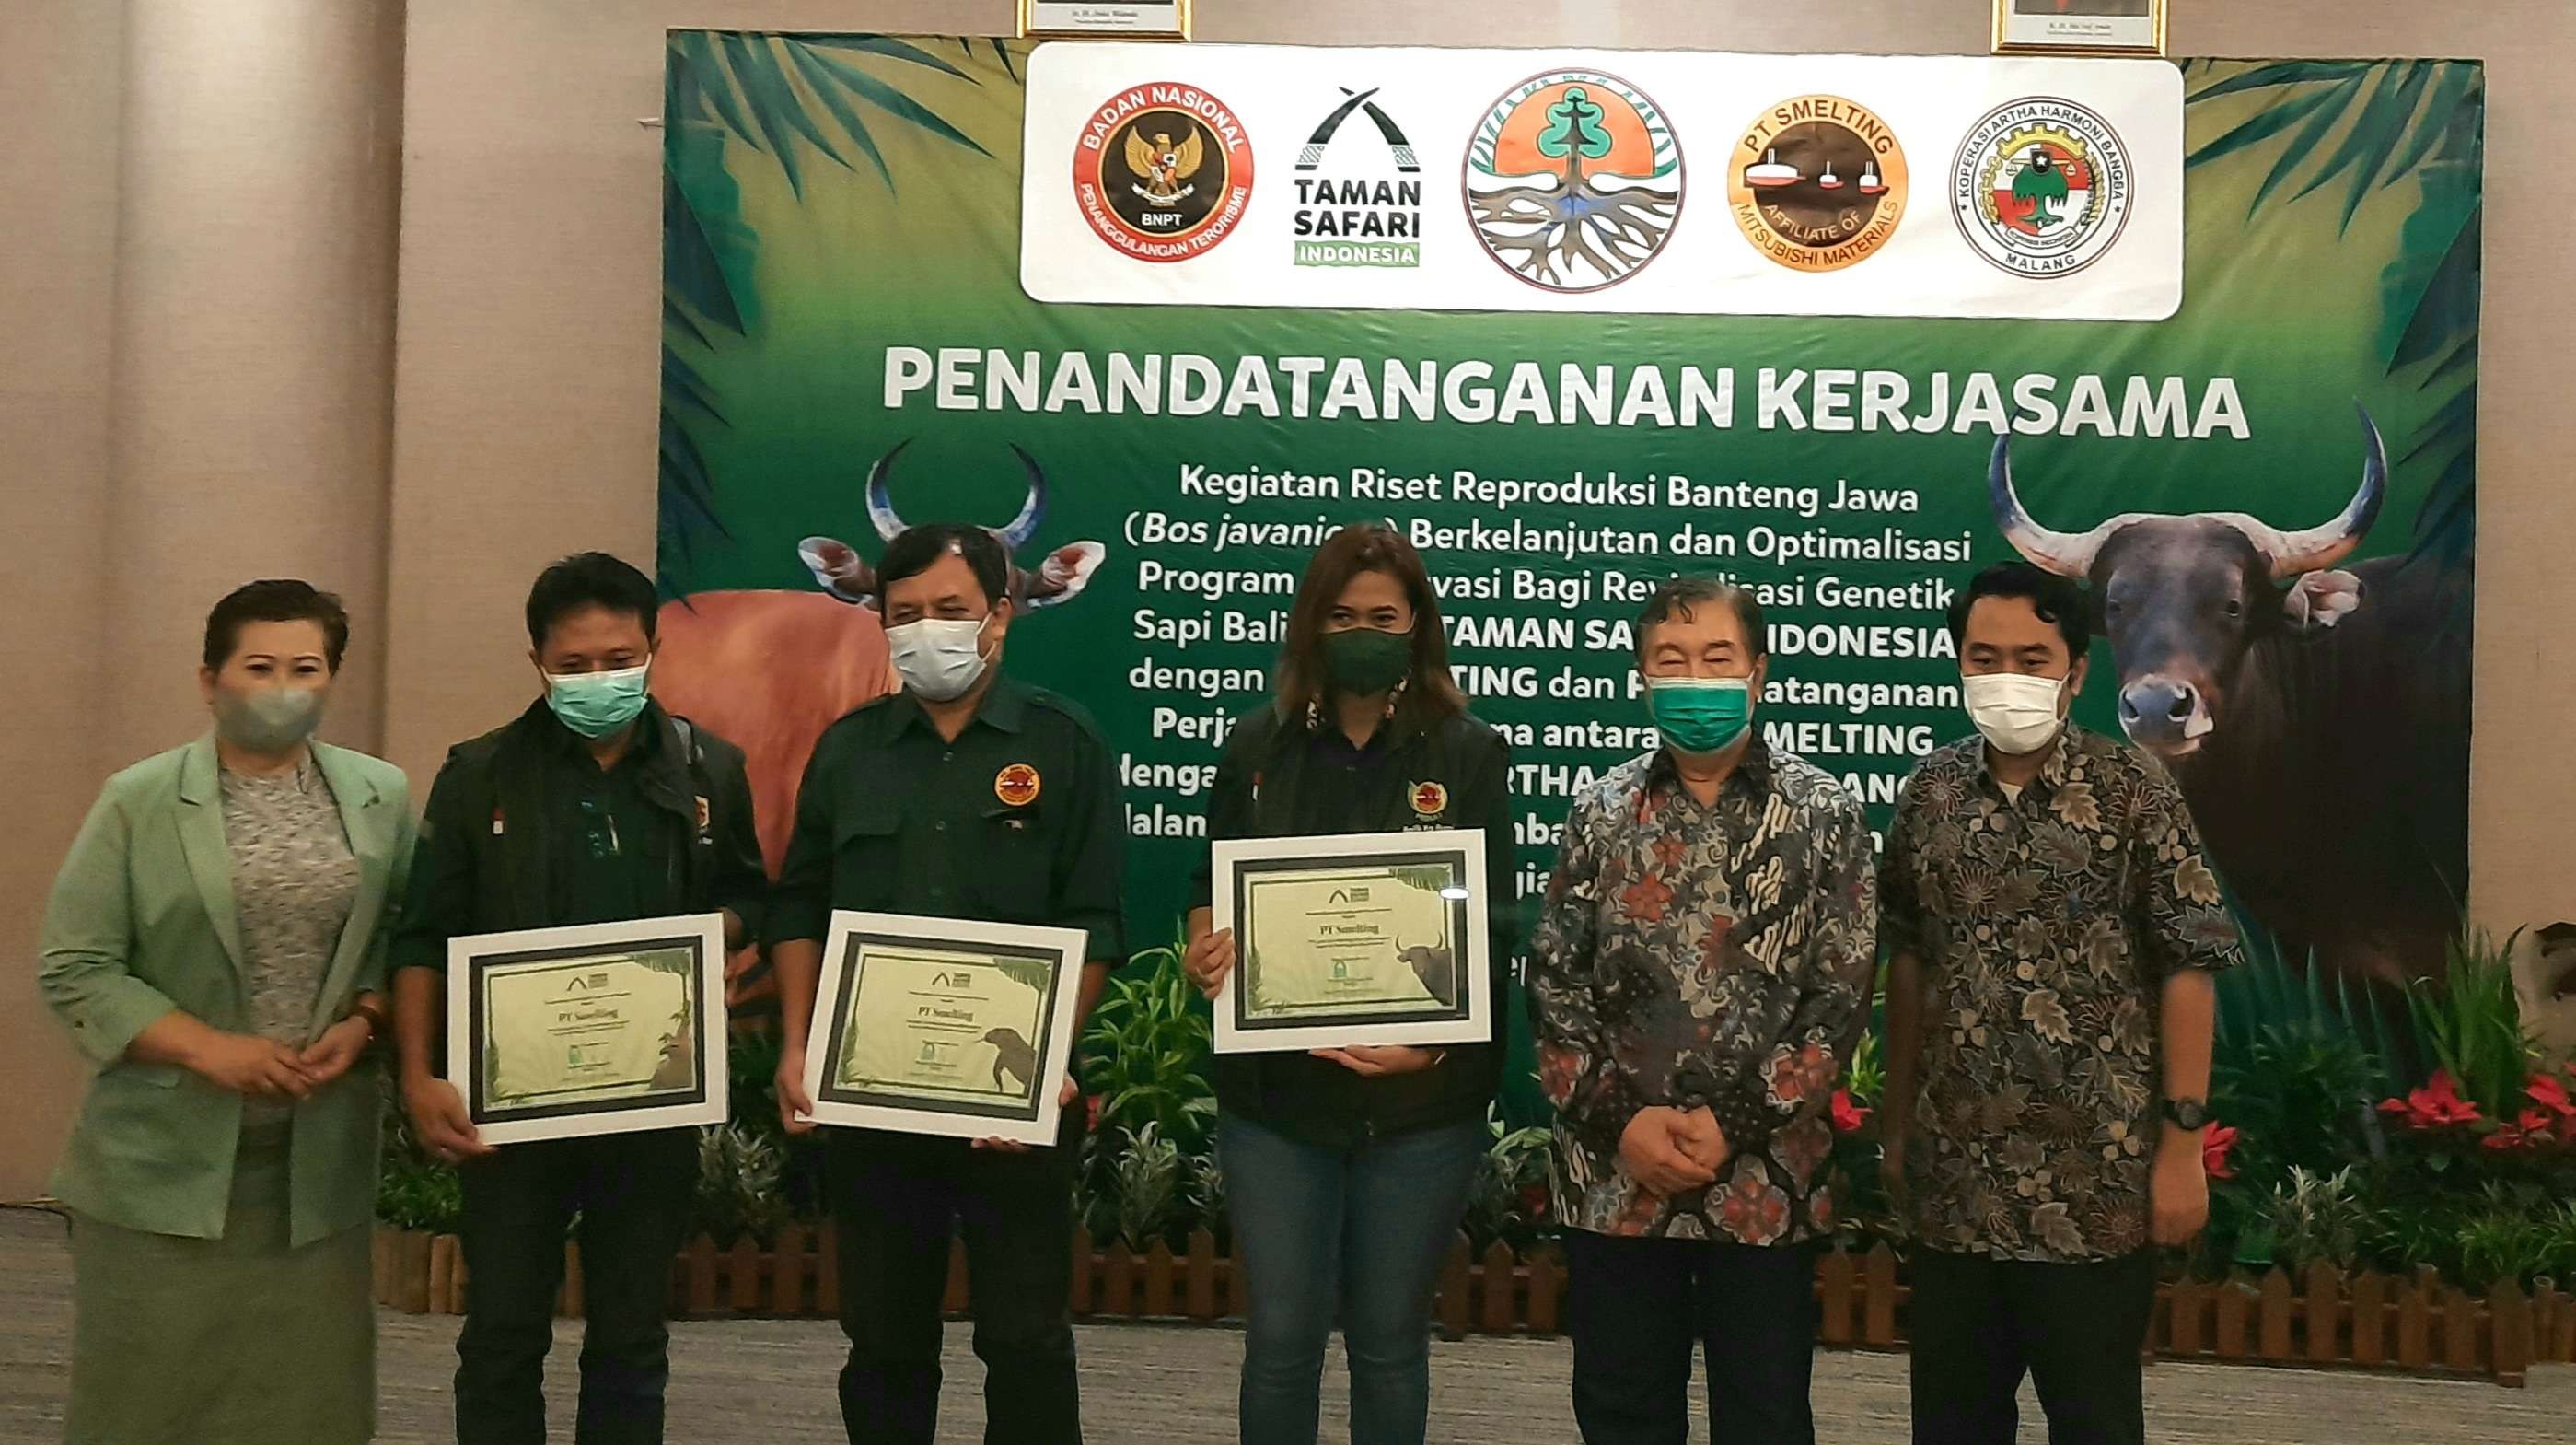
[1620,1104,1731,1196]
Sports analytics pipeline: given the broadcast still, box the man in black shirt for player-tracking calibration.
[392,553,765,1445]
[770,523,1124,1445]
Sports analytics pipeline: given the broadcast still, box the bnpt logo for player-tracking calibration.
[1293,86,1422,269]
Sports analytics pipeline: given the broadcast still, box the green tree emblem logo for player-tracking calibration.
[1537,86,1614,186]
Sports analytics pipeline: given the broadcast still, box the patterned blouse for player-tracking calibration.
[1880,725,2243,1262]
[221,758,358,1123]
[1528,743,1877,1244]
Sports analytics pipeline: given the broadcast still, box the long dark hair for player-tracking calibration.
[1274,524,1468,728]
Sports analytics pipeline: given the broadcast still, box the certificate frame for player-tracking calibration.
[447,913,728,1146]
[802,911,1090,1146]
[1019,0,1191,41]
[1991,0,2166,56]
[1212,829,1491,1055]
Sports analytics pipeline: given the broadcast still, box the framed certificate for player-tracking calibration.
[801,912,1090,1146]
[1019,0,1190,41]
[1211,829,1491,1055]
[447,915,728,1145]
[1991,0,2165,55]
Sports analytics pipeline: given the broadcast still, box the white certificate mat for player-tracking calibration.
[802,912,1090,1146]
[1213,829,1492,1054]
[447,914,729,1145]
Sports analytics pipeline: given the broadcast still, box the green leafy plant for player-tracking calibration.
[1108,1122,1183,1252]
[694,1123,787,1246]
[2211,1028,2384,1190]
[2260,1166,2370,1273]
[1462,1102,1556,1252]
[2407,926,2536,1122]
[2212,923,2418,1100]
[2452,1184,2576,1291]
[1078,932,1218,1159]
[1186,1150,1228,1238]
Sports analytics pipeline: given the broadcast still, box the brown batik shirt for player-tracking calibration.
[1528,742,1877,1244]
[1880,724,2243,1262]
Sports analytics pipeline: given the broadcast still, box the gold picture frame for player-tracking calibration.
[1991,0,2166,56]
[1019,0,1191,41]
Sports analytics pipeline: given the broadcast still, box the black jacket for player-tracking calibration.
[1194,703,1515,1148]
[390,699,766,971]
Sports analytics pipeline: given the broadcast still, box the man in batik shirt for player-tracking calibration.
[1881,562,2242,1445]
[1528,577,1876,1445]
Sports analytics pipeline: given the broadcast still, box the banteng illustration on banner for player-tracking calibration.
[655,36,2479,1093]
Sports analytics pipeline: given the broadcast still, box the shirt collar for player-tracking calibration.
[1977,723,2079,800]
[892,672,1028,738]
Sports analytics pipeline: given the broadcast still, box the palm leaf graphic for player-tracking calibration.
[659,33,1019,593]
[2183,59,2482,568]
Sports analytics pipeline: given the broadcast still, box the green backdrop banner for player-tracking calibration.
[655,41,2478,1081]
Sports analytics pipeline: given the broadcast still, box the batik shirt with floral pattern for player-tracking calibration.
[1880,724,2243,1263]
[1528,743,1877,1244]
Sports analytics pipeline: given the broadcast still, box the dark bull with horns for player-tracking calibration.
[1987,403,2470,989]
[797,441,1106,610]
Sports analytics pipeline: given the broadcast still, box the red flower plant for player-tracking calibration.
[2200,1123,2238,1181]
[1085,1093,1104,1134]
[1829,1089,1872,1136]
[2527,1072,2575,1123]
[2376,1069,2483,1131]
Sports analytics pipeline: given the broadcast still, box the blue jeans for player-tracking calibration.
[1216,1112,1486,1445]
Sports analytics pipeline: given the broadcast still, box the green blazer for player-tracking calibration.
[39,737,415,1244]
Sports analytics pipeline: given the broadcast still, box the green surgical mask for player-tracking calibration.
[1322,626,1413,696]
[546,662,652,740]
[1647,676,1753,754]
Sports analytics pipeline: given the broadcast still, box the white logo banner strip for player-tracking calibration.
[1022,45,2182,321]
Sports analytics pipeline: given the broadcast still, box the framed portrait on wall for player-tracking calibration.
[1020,0,1190,41]
[1992,0,2165,55]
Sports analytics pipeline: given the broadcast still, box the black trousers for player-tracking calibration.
[454,1128,699,1445]
[823,1106,1084,1445]
[1907,1247,2158,1445]
[1562,1229,1820,1445]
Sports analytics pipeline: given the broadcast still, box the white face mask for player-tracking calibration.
[1963,671,2068,756]
[885,615,992,702]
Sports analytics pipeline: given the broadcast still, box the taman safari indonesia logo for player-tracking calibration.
[1072,81,1256,262]
[1293,85,1423,269]
[1951,96,2135,278]
[1729,94,1908,272]
[1465,69,1682,292]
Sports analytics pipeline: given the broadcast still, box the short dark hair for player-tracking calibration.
[1948,561,2090,658]
[525,552,658,649]
[1635,577,1767,658]
[204,580,351,672]
[878,524,1010,609]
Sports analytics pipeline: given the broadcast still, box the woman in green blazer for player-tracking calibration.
[39,580,416,1445]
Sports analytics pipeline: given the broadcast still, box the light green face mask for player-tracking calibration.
[545,662,651,739]
[1646,676,1752,754]
[214,684,326,753]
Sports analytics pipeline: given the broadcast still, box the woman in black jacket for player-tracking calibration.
[1184,523,1514,1445]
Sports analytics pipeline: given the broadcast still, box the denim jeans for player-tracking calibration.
[1216,1111,1486,1445]
[454,1128,698,1445]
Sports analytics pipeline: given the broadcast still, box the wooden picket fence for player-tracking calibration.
[373,1228,2576,1387]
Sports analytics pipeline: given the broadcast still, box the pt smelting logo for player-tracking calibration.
[1071,81,1256,263]
[1465,68,1683,292]
[1951,97,2134,279]
[1293,86,1423,269]
[1728,93,1908,273]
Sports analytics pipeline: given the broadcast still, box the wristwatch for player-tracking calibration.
[2160,1096,2210,1131]
[346,998,390,1043]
